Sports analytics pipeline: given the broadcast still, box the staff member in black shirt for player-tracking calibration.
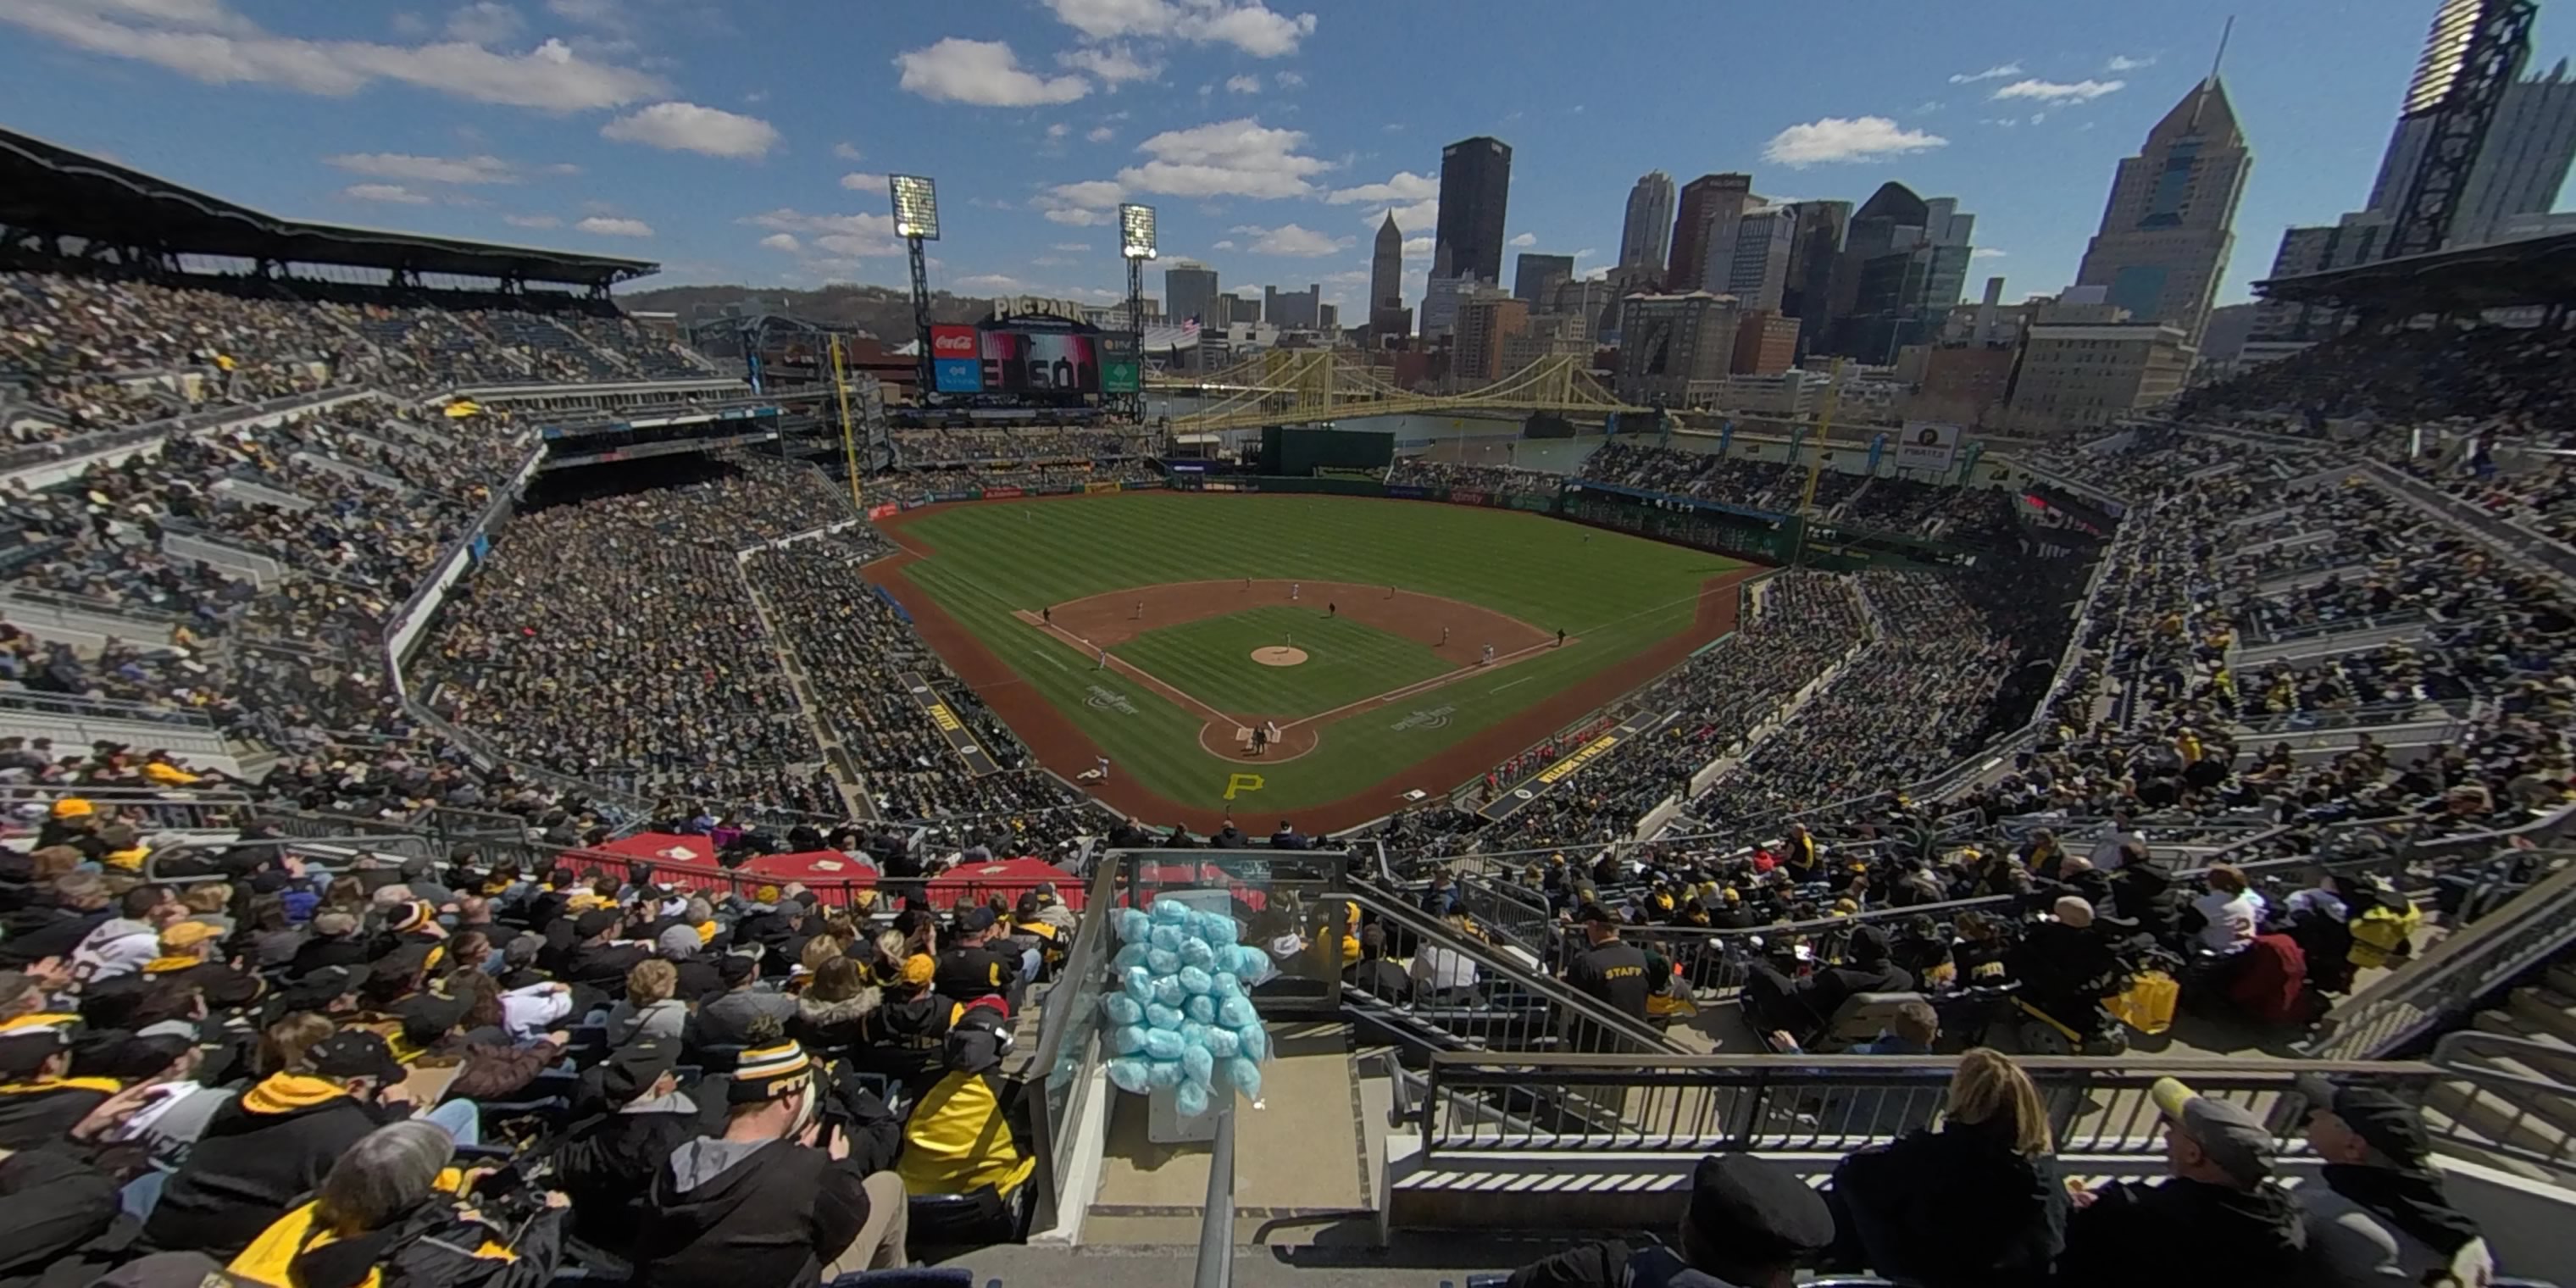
[1563,903,1651,1050]
[931,906,1021,1008]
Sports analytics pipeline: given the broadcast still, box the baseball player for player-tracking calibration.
[1481,643,1495,666]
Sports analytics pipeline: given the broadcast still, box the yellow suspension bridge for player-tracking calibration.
[1145,350,1649,435]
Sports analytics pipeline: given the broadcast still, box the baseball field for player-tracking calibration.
[863,491,1752,832]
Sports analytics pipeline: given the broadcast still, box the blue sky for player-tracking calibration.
[3,0,2570,315]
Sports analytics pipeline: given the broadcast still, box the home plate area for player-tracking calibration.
[1016,579,1569,765]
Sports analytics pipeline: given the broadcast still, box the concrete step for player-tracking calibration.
[2423,1079,2573,1166]
[2507,987,2576,1046]
[2471,1012,2576,1083]
[2448,1052,2576,1137]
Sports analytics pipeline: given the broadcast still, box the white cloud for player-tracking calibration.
[1212,239,1236,250]
[1055,42,1160,87]
[832,141,864,160]
[1040,0,1319,58]
[838,171,891,192]
[1326,169,1435,204]
[575,215,652,236]
[1972,247,2007,258]
[1086,125,1115,142]
[1399,235,1432,258]
[1046,122,1070,140]
[343,182,430,204]
[1119,117,1330,197]
[759,232,802,253]
[1043,208,1107,226]
[0,2,663,111]
[1573,247,1597,260]
[1274,69,1302,87]
[501,213,559,228]
[2106,54,2155,72]
[1052,179,1126,208]
[1372,197,1438,233]
[895,37,1088,106]
[601,101,780,158]
[1990,77,2124,103]
[1231,222,1347,256]
[444,2,522,44]
[1762,115,1948,167]
[741,208,905,257]
[954,272,1029,292]
[1948,61,2022,84]
[1224,73,1259,94]
[327,151,531,184]
[1507,232,1536,247]
[1051,242,1092,252]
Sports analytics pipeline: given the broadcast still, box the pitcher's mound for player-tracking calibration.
[1251,646,1308,667]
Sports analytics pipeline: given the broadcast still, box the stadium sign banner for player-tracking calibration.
[1084,480,1120,494]
[1507,494,1557,514]
[1476,710,1663,822]
[899,672,1002,776]
[1384,485,1437,501]
[984,486,1025,499]
[930,490,984,503]
[1897,420,1961,471]
[930,325,983,393]
[867,502,900,520]
[1121,478,1168,491]
[1568,478,1790,525]
[1033,482,1084,496]
[1451,489,1491,507]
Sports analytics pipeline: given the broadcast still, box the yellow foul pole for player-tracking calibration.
[1798,357,1846,520]
[829,336,863,516]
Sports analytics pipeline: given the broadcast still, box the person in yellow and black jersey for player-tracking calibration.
[0,1019,121,1150]
[1563,904,1651,1046]
[226,1119,564,1288]
[930,908,1020,1010]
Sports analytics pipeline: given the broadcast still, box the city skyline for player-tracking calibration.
[2,1,2571,321]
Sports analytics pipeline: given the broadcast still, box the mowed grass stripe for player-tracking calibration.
[1112,608,1452,717]
[894,494,1739,810]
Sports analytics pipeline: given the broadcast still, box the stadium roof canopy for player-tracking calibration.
[2253,229,2576,315]
[0,127,657,289]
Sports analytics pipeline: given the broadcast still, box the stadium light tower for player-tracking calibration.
[1116,203,1157,419]
[889,175,940,402]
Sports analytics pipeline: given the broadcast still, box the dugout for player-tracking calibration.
[1260,424,1393,475]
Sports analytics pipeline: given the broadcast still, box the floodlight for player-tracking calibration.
[890,175,940,242]
[1119,203,1158,260]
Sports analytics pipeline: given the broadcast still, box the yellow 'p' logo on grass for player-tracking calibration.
[1223,773,1265,800]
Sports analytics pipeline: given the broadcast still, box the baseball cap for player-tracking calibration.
[1681,1154,1833,1265]
[51,797,92,819]
[310,1030,406,1084]
[0,1020,72,1078]
[1574,902,1616,924]
[2296,1074,2433,1168]
[2151,1077,2276,1185]
[159,921,222,953]
[574,908,621,938]
[275,963,371,1013]
[902,954,936,986]
[597,1037,680,1103]
[958,905,998,934]
[716,954,759,985]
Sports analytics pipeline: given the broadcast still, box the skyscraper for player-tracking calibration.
[1163,260,1219,327]
[1721,205,1797,313]
[2451,58,2576,246]
[1781,199,1851,347]
[1435,136,1513,285]
[1822,182,1978,364]
[1513,253,1575,306]
[1618,171,1676,277]
[1263,284,1321,330]
[2073,75,2252,347]
[1368,213,1406,337]
[1667,173,1752,293]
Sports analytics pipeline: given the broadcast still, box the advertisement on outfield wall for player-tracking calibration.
[1385,485,1435,501]
[866,502,899,520]
[1896,419,1960,471]
[1084,480,1119,494]
[984,486,1024,499]
[1100,335,1141,393]
[930,325,981,392]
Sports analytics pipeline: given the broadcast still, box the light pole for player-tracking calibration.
[888,175,941,406]
[1114,203,1157,421]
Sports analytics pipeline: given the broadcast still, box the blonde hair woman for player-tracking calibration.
[1826,1049,2067,1287]
[605,959,686,1046]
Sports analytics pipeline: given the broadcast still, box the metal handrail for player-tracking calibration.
[2309,848,2576,1060]
[1343,885,1686,1057]
[1024,841,1128,1235]
[1195,1103,1236,1288]
[0,687,220,730]
[1418,1050,2442,1157]
[2425,1030,2576,1175]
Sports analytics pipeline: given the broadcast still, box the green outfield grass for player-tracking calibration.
[1112,606,1455,717]
[892,492,1740,815]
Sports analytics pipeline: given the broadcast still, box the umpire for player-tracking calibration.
[1563,902,1651,1050]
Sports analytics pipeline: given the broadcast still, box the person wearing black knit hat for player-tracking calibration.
[1740,923,1913,1041]
[2296,1074,2496,1286]
[1505,1152,1833,1288]
[633,1019,908,1287]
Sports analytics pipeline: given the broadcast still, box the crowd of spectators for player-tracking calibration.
[889,425,1158,466]
[863,458,1163,507]
[2181,319,2576,441]
[0,812,1081,1285]
[414,468,827,811]
[1384,458,1569,499]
